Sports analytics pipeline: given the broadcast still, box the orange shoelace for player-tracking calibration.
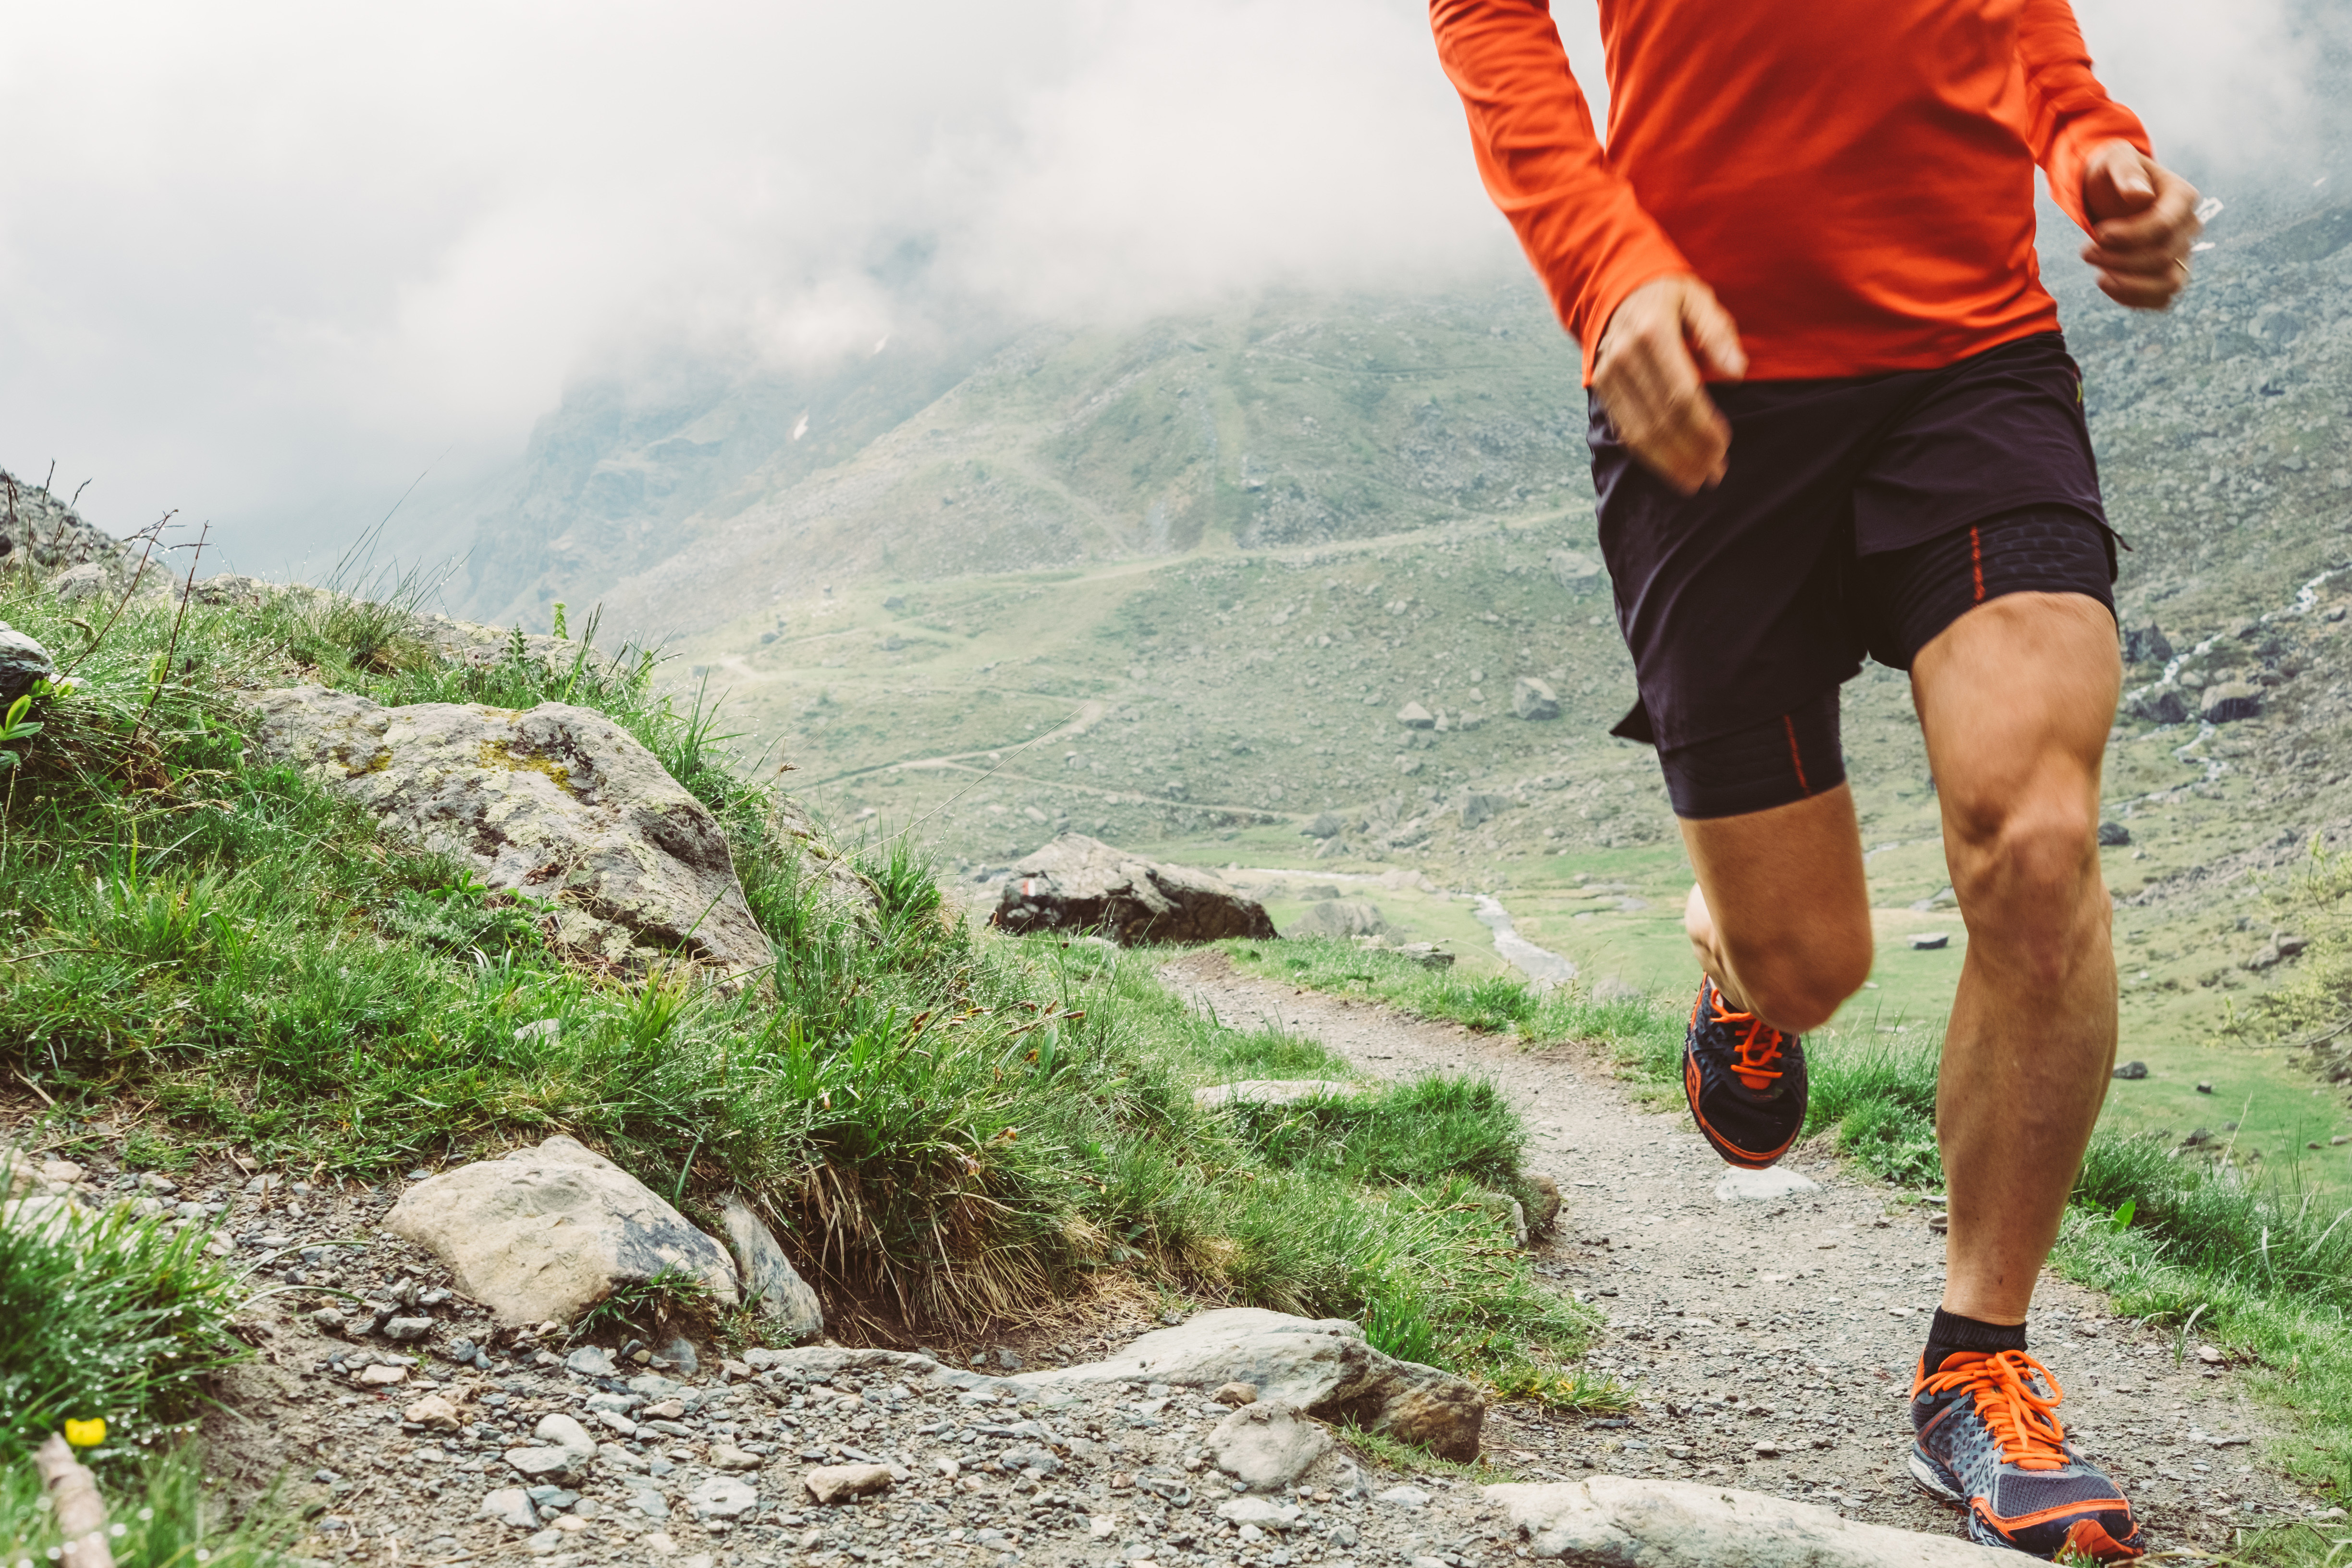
[1916,1349,2071,1470]
[1701,986,1786,1091]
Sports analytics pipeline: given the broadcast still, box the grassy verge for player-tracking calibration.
[0,558,1598,1435]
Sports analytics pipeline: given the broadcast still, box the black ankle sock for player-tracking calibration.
[1922,1307,2027,1374]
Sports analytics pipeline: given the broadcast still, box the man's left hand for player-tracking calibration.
[2079,140,2200,311]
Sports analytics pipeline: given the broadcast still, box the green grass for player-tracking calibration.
[0,1445,292,1568]
[0,1199,244,1461]
[0,566,1595,1427]
[1222,936,1681,1074]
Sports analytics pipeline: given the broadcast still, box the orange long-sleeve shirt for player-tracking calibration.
[1431,0,2150,382]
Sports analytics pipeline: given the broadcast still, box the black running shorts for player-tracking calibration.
[1587,331,2118,821]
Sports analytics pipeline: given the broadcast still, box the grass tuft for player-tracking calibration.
[0,1199,245,1460]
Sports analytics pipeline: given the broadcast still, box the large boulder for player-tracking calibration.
[992,835,1274,945]
[243,685,771,975]
[2129,686,2190,724]
[1015,1307,1484,1460]
[2201,682,2261,723]
[386,1135,739,1326]
[1487,1477,2013,1565]
[1511,677,1561,721]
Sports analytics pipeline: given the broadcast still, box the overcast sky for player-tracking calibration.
[0,0,2334,571]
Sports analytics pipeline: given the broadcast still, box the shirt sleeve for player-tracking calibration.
[1429,0,1690,382]
[2014,0,2152,233]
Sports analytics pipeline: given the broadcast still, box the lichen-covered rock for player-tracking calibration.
[386,1135,738,1326]
[242,684,770,975]
[993,835,1275,945]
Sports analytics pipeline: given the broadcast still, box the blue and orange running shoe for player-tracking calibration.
[1911,1349,2144,1560]
[1682,977,1806,1169]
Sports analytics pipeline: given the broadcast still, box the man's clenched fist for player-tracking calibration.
[2080,140,2201,311]
[1592,274,1748,497]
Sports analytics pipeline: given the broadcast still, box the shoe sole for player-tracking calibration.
[1907,1448,1965,1506]
[1913,1450,2143,1561]
[1683,1049,1795,1170]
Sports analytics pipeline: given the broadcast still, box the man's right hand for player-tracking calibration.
[1592,274,1748,496]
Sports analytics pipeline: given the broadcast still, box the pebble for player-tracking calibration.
[564,1346,619,1378]
[380,1316,434,1342]
[804,1463,895,1504]
[356,1364,406,1386]
[1376,1485,1430,1508]
[479,1488,539,1530]
[403,1394,461,1430]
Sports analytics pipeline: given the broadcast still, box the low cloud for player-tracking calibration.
[0,0,2327,566]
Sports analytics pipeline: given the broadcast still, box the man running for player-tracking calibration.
[1429,0,2197,1558]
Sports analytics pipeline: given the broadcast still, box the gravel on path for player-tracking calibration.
[1159,951,2323,1559]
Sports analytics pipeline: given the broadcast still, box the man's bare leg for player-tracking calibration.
[1681,784,1873,1032]
[1911,593,2121,1324]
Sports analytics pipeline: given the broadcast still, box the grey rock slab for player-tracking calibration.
[1487,1477,2013,1565]
[534,1413,598,1454]
[1396,702,1436,730]
[1214,1498,1300,1531]
[505,1446,591,1487]
[386,1134,738,1326]
[1015,1308,1482,1461]
[719,1194,824,1342]
[564,1346,619,1378]
[240,685,772,975]
[1192,1080,1359,1110]
[479,1488,539,1530]
[1375,1485,1431,1508]
[1511,677,1561,721]
[992,834,1276,945]
[1209,1401,1333,1491]
[0,623,57,704]
[380,1316,434,1342]
[685,1475,760,1520]
[1714,1167,1821,1203]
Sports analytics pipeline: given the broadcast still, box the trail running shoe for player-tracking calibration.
[1682,977,1806,1169]
[1910,1348,2144,1560]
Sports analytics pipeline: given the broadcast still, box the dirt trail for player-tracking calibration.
[1161,951,2318,1557]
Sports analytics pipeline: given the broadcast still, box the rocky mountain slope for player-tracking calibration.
[437,182,2352,1175]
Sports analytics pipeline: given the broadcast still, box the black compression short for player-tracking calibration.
[1655,506,2115,820]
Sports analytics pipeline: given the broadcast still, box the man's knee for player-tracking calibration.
[1948,790,2104,976]
[1726,923,1873,1034]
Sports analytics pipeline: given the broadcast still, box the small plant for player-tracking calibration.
[568,1267,716,1346]
[0,689,41,772]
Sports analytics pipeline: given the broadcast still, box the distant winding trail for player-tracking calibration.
[1159,950,2313,1557]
